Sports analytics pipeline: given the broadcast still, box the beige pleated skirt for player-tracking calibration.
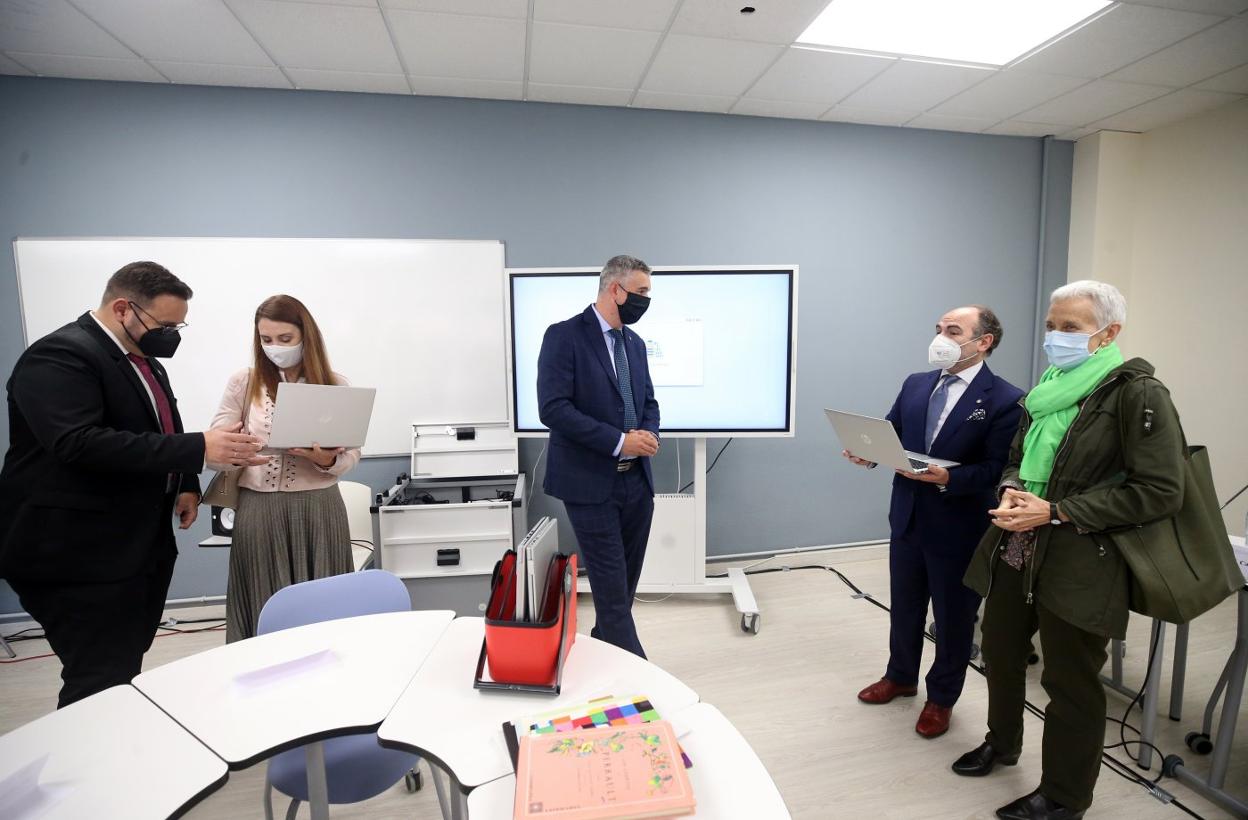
[226,486,352,642]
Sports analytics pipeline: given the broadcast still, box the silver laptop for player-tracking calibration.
[824,409,959,474]
[264,382,377,452]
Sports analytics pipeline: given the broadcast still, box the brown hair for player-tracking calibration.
[101,261,193,305]
[249,295,336,407]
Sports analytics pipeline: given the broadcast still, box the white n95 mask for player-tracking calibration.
[928,335,964,368]
[263,342,303,369]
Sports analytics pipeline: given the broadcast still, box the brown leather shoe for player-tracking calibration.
[915,701,952,738]
[857,678,918,704]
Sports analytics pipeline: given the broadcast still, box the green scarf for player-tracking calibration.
[1019,341,1124,498]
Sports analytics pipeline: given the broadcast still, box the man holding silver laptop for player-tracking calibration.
[842,306,1023,739]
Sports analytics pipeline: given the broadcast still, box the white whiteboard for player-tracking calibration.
[14,238,509,456]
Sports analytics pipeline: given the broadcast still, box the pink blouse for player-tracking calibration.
[208,368,361,493]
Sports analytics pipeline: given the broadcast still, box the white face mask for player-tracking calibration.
[927,334,980,368]
[263,342,303,370]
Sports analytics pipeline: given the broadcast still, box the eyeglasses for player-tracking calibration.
[129,301,189,332]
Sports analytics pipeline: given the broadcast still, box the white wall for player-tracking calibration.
[1069,99,1248,533]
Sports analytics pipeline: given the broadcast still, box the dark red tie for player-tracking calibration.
[127,354,175,434]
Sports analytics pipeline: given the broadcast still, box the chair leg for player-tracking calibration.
[263,776,275,820]
[285,798,301,820]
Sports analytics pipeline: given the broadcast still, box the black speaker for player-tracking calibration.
[210,506,236,537]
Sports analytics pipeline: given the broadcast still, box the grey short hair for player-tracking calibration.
[1050,279,1127,328]
[598,255,651,293]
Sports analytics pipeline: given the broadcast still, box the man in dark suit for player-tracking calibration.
[0,261,265,707]
[845,305,1024,738]
[537,255,660,658]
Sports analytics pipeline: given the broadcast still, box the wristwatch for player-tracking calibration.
[1050,502,1062,526]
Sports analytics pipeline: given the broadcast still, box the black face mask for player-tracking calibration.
[123,301,183,359]
[615,287,650,325]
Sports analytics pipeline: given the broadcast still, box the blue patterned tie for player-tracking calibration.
[610,329,638,431]
[924,374,958,452]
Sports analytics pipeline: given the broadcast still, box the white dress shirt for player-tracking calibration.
[590,304,630,459]
[90,310,159,416]
[928,359,983,443]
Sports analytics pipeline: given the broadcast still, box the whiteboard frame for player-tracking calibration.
[13,236,509,458]
[504,265,799,439]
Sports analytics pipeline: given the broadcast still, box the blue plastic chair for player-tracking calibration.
[257,570,422,820]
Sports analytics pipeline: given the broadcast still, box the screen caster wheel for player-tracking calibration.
[1185,731,1213,755]
[740,613,760,635]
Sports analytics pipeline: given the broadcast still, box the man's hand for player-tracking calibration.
[621,430,659,458]
[204,423,268,467]
[896,464,949,486]
[290,443,344,469]
[842,449,877,469]
[989,488,1051,532]
[174,492,199,529]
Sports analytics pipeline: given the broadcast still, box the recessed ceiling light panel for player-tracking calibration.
[797,0,1113,66]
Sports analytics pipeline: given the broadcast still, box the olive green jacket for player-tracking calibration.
[963,357,1186,639]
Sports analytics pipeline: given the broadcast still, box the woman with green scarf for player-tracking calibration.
[952,281,1187,820]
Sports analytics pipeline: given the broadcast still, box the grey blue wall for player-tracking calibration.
[0,76,1071,614]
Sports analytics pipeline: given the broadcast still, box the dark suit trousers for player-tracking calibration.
[563,466,654,659]
[885,520,982,707]
[982,562,1109,812]
[9,547,177,708]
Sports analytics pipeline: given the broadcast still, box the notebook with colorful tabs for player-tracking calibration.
[514,719,696,820]
[504,695,692,771]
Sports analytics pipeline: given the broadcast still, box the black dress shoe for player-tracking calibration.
[951,742,1020,776]
[995,789,1085,820]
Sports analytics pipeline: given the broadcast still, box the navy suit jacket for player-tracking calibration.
[538,306,660,505]
[884,363,1024,551]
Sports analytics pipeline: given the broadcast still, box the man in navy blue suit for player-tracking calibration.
[537,255,660,658]
[845,305,1023,738]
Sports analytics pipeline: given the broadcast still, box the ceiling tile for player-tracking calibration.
[0,0,133,58]
[641,34,782,97]
[821,106,919,127]
[1019,78,1171,124]
[286,68,409,95]
[1090,87,1243,129]
[529,23,660,88]
[527,83,634,106]
[151,61,290,89]
[0,52,33,74]
[8,51,165,81]
[227,0,401,73]
[932,70,1088,120]
[670,0,830,44]
[533,0,680,32]
[632,89,735,113]
[730,97,828,119]
[984,120,1069,137]
[744,47,894,106]
[381,0,527,17]
[1013,3,1223,78]
[1116,0,1248,14]
[905,112,997,133]
[408,75,522,99]
[839,59,994,112]
[1195,62,1248,92]
[1108,17,1248,86]
[1060,126,1100,139]
[389,11,525,81]
[71,0,271,66]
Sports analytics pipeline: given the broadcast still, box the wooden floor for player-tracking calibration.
[2,546,1246,819]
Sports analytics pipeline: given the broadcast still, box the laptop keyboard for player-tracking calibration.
[908,458,929,470]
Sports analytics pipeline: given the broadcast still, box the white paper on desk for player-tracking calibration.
[0,754,71,820]
[232,648,339,693]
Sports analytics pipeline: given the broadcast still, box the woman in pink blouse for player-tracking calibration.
[209,295,360,641]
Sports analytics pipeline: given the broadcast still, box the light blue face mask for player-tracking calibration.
[1043,327,1106,371]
